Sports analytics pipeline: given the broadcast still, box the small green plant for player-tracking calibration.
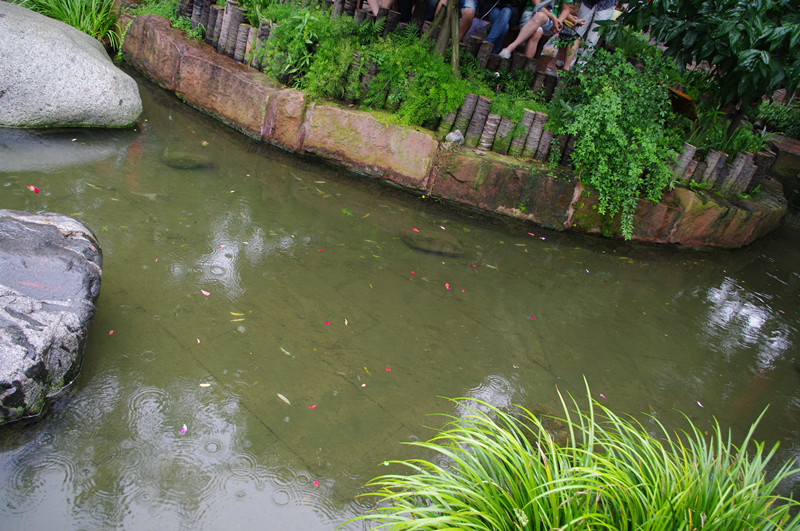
[349,385,800,530]
[131,0,202,39]
[687,108,773,159]
[758,99,800,140]
[14,0,123,48]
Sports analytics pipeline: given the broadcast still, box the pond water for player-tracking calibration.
[1,69,799,529]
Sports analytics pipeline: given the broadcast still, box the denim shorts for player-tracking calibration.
[460,0,478,11]
[519,9,554,33]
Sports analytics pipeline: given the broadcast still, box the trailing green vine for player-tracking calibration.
[549,49,679,239]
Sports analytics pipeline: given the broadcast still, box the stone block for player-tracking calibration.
[302,104,438,188]
[264,89,308,151]
[122,15,189,91]
[177,48,275,139]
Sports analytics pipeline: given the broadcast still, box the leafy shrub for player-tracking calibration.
[686,109,772,159]
[130,0,203,40]
[14,0,123,49]
[254,6,470,126]
[759,99,800,140]
[349,389,800,530]
[548,49,678,239]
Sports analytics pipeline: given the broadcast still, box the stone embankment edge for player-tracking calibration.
[121,14,787,249]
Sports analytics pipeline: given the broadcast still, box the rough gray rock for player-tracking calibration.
[0,2,142,128]
[445,130,465,146]
[0,210,102,424]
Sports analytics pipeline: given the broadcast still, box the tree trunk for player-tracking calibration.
[491,116,515,154]
[478,113,501,151]
[508,108,535,157]
[437,109,458,138]
[465,95,491,148]
[205,5,219,44]
[453,93,478,134]
[233,23,251,62]
[449,0,459,76]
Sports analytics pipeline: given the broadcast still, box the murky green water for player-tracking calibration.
[1,70,799,529]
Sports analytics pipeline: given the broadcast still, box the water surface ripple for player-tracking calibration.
[0,69,798,528]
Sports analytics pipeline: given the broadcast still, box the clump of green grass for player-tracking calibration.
[350,385,800,530]
[14,0,123,49]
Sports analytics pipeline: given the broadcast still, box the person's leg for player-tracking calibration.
[458,0,478,41]
[583,4,613,48]
[575,2,596,40]
[561,39,580,69]
[522,26,544,57]
[485,6,513,53]
[366,0,380,15]
[459,9,475,40]
[500,10,548,57]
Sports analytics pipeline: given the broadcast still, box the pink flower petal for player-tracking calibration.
[196,338,201,345]
[411,227,419,232]
[530,315,536,320]
[439,226,445,230]
[324,321,330,326]
[26,185,39,193]
[697,401,703,407]
[313,480,320,486]
[109,330,114,335]
[308,404,317,409]
[528,232,535,236]
[201,290,210,296]
[411,271,415,275]
[600,394,606,399]
[318,249,323,252]
[461,288,465,292]
[445,283,450,290]
[385,367,391,372]
[180,424,187,434]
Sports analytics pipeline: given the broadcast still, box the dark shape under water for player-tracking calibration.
[162,150,214,170]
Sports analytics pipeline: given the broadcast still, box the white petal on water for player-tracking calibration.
[277,393,291,406]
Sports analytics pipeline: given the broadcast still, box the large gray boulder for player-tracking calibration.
[0,1,142,127]
[0,210,102,424]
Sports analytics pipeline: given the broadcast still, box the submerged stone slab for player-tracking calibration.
[0,2,142,127]
[0,210,102,424]
[402,228,464,257]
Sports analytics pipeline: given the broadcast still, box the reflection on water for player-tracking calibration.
[1,69,798,528]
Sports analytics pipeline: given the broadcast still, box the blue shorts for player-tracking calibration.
[460,0,478,11]
[519,9,554,33]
